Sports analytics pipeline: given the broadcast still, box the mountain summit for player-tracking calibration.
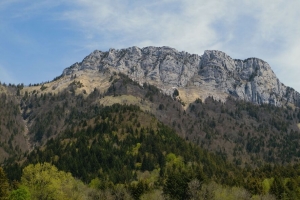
[3,46,300,199]
[62,46,300,107]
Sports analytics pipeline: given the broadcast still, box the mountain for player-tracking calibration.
[63,46,300,107]
[1,46,300,199]
[1,45,300,166]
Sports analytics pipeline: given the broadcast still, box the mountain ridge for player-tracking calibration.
[2,47,300,199]
[62,46,300,108]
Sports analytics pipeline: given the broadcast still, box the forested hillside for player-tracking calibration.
[2,103,300,199]
[1,73,300,199]
[104,74,300,166]
[0,83,28,163]
[12,73,300,167]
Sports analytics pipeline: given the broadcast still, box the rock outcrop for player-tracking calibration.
[62,46,300,107]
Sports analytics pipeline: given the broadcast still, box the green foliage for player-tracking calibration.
[129,180,149,200]
[3,102,300,199]
[6,103,249,199]
[140,190,164,200]
[9,186,31,200]
[269,177,285,199]
[262,178,274,194]
[0,167,9,199]
[163,170,191,199]
[21,162,87,200]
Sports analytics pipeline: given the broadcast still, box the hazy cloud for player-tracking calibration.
[0,64,18,84]
[62,0,228,53]
[61,0,300,90]
[0,0,299,90]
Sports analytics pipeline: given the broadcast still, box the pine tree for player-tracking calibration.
[0,167,9,199]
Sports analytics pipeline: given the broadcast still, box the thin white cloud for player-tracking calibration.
[1,0,299,91]
[62,0,228,53]
[273,37,300,90]
[3,0,63,19]
[60,0,300,91]
[61,0,300,54]
[0,64,18,84]
[0,0,20,9]
[253,1,300,90]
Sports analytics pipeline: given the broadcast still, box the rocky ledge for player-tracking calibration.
[62,46,300,107]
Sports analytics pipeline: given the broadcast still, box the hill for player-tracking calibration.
[1,46,300,199]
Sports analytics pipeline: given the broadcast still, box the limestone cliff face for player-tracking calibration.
[63,46,300,107]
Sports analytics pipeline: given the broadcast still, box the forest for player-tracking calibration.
[1,104,300,199]
[1,75,300,199]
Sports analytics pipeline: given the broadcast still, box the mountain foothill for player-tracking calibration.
[1,46,300,199]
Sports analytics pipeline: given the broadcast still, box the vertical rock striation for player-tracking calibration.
[62,46,300,107]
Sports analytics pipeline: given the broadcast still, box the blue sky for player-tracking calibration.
[1,0,300,92]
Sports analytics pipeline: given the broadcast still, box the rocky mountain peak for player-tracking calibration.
[62,46,300,107]
[201,50,236,72]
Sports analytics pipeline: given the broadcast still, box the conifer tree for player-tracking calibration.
[0,167,9,199]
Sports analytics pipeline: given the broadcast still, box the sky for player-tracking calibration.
[0,0,300,91]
